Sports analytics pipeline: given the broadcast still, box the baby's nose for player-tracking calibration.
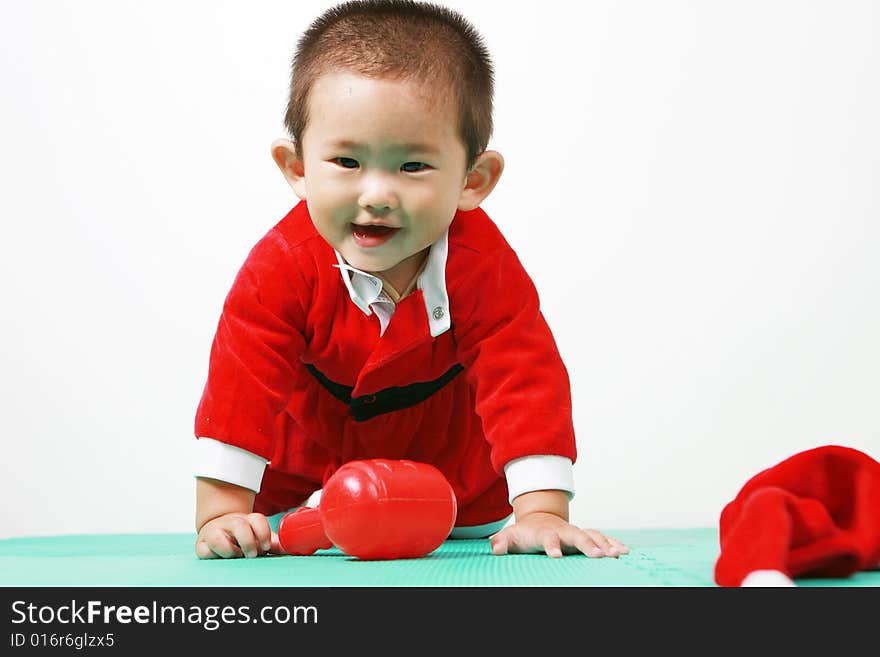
[358,174,398,211]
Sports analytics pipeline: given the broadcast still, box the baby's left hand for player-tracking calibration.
[489,512,630,559]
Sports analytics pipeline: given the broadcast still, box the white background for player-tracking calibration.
[1,0,878,539]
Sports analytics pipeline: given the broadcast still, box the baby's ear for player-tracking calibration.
[271,138,307,199]
[458,150,504,212]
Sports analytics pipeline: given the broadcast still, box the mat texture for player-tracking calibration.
[1,529,878,586]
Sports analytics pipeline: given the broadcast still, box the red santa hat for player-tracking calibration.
[714,444,880,587]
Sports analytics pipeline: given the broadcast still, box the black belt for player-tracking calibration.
[305,363,464,421]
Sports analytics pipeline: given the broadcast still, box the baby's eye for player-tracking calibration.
[401,161,430,173]
[333,157,359,169]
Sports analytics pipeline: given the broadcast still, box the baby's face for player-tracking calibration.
[297,71,469,277]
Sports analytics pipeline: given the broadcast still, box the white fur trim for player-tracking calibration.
[503,455,575,503]
[740,570,796,587]
[193,437,268,493]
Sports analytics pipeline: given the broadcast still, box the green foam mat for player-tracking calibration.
[1,529,877,586]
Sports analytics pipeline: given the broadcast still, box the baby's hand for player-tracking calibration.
[489,512,630,559]
[195,512,282,559]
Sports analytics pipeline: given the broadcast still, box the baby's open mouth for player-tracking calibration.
[351,224,398,237]
[351,223,400,247]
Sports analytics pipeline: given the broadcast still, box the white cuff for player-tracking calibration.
[503,455,575,504]
[740,570,796,587]
[193,437,268,493]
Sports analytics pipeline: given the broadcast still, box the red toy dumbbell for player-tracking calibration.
[277,459,457,560]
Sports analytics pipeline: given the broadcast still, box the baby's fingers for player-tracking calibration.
[196,525,244,560]
[584,529,616,557]
[268,531,286,555]
[195,538,218,559]
[605,535,630,555]
[195,514,270,560]
[489,529,511,555]
[244,513,272,555]
[228,516,264,558]
[579,529,630,558]
[490,527,533,555]
[540,529,563,559]
[565,529,604,558]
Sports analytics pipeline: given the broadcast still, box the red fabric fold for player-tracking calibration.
[714,445,880,586]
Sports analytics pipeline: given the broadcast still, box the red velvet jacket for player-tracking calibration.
[194,202,576,524]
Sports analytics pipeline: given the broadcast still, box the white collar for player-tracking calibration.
[333,230,451,338]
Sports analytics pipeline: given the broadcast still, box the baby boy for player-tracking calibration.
[193,0,629,560]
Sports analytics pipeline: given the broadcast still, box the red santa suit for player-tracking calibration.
[194,201,577,529]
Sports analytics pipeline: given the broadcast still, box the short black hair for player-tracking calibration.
[284,0,494,167]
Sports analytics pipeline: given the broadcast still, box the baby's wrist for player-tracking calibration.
[511,489,570,523]
[195,477,256,532]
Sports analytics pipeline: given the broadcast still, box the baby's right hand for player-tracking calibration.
[195,512,278,559]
